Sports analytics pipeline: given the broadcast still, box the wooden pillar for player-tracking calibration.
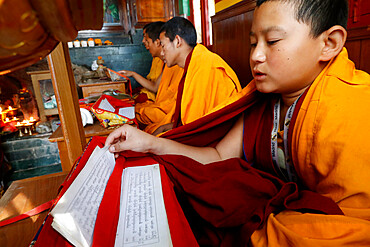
[47,42,86,172]
[200,0,210,47]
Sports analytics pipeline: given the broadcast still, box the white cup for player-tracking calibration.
[73,41,80,47]
[88,40,95,47]
[81,41,88,47]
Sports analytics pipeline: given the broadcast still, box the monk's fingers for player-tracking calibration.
[118,70,134,77]
[109,142,122,153]
[107,125,154,154]
[109,138,133,153]
[107,125,140,153]
[105,125,128,147]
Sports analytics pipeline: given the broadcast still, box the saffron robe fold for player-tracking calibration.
[146,57,164,82]
[135,65,184,134]
[139,56,164,102]
[155,44,242,131]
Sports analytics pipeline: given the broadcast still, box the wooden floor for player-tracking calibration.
[0,172,67,247]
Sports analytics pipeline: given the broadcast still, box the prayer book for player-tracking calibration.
[50,145,172,247]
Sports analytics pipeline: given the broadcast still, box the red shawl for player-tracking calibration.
[34,90,343,247]
[150,90,343,246]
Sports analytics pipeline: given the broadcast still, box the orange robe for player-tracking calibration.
[250,48,370,246]
[135,65,184,134]
[140,56,164,101]
[157,44,242,133]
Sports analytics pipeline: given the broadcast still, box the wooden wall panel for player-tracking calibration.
[348,0,370,29]
[137,0,167,21]
[345,26,370,73]
[211,1,256,88]
[345,40,361,68]
[127,0,175,28]
[360,39,370,73]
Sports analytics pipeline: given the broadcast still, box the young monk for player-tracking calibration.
[136,28,184,132]
[106,0,370,245]
[152,17,242,134]
[142,23,164,93]
[120,22,165,101]
[125,21,184,132]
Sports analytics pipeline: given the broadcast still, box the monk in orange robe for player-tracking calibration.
[118,22,165,102]
[106,0,370,245]
[143,23,164,84]
[131,21,184,132]
[152,17,242,135]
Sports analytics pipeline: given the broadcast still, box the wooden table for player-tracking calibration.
[78,79,126,98]
[49,121,119,171]
[0,172,68,247]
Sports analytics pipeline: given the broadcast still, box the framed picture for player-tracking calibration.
[104,0,121,24]
[101,0,131,33]
[27,70,58,122]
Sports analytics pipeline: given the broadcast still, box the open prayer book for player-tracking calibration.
[50,145,173,247]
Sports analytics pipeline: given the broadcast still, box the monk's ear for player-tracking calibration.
[154,39,161,47]
[174,35,183,48]
[319,25,347,62]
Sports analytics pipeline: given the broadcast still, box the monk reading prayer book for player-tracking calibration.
[49,145,172,247]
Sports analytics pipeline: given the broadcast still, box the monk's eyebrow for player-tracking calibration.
[250,26,286,36]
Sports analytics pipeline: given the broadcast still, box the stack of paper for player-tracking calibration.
[50,146,172,247]
[51,146,115,247]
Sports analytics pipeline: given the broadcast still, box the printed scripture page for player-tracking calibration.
[50,146,115,247]
[115,164,172,247]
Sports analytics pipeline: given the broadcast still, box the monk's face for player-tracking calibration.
[142,30,149,50]
[249,1,324,97]
[147,38,163,59]
[160,32,177,67]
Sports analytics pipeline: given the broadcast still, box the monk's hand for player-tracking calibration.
[105,125,157,157]
[118,70,135,77]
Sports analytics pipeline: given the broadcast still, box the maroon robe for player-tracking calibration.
[34,89,342,247]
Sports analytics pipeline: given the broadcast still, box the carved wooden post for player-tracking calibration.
[47,42,85,171]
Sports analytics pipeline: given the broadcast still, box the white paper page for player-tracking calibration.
[115,164,172,247]
[118,106,135,119]
[51,146,115,247]
[99,98,115,112]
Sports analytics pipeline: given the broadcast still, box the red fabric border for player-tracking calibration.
[34,137,198,247]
